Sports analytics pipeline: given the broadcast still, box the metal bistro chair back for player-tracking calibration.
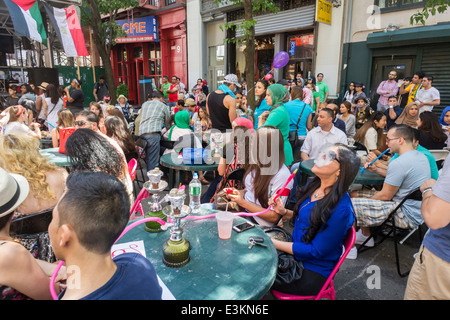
[357,187,424,277]
[271,226,356,300]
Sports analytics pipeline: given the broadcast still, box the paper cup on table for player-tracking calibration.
[216,211,234,240]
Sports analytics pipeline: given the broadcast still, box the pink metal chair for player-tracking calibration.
[127,158,138,182]
[129,187,149,220]
[271,226,356,300]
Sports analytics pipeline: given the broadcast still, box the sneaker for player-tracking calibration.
[346,247,358,260]
[355,229,374,247]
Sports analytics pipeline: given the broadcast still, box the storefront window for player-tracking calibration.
[209,45,224,67]
[148,42,162,88]
[285,33,314,81]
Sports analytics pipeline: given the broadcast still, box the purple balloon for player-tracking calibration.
[273,51,289,68]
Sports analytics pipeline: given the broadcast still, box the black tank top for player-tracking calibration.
[208,92,232,132]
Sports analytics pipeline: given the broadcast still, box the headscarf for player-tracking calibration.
[168,110,191,140]
[395,103,419,128]
[267,84,289,110]
[439,106,450,126]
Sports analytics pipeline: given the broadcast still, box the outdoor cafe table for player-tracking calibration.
[300,159,385,186]
[114,209,278,300]
[39,147,71,167]
[160,152,219,189]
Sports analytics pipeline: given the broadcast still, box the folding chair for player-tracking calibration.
[133,135,148,195]
[271,227,356,300]
[357,188,424,277]
[127,158,137,182]
[429,149,449,170]
[129,187,150,220]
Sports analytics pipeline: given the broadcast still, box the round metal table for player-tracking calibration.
[300,159,385,185]
[115,210,278,300]
[160,152,219,189]
[39,147,71,167]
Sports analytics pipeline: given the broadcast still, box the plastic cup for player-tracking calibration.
[216,211,234,240]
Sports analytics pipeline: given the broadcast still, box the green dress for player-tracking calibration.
[264,106,293,166]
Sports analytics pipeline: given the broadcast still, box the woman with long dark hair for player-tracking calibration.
[269,143,360,296]
[226,126,293,227]
[353,111,387,156]
[417,111,448,150]
[253,79,270,129]
[105,116,139,163]
[65,129,134,207]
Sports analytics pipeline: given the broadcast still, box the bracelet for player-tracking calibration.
[422,188,433,196]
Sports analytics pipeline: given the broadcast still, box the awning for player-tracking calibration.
[367,23,450,48]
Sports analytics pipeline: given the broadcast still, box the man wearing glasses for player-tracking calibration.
[349,125,430,258]
[74,110,126,161]
[376,70,399,112]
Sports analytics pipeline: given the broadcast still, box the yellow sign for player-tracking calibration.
[317,0,332,25]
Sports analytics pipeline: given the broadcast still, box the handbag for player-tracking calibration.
[58,127,76,154]
[274,250,305,287]
[288,105,306,143]
[261,225,292,242]
[213,189,240,212]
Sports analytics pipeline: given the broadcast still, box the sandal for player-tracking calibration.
[199,177,209,184]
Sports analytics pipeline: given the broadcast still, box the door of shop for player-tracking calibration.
[168,37,185,82]
[370,56,415,109]
[135,58,144,105]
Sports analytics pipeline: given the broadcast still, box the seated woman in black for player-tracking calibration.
[417,111,448,150]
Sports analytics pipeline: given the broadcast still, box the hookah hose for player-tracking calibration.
[49,169,297,300]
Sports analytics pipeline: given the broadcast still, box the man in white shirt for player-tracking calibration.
[414,75,440,113]
[300,108,348,161]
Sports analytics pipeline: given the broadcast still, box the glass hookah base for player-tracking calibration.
[162,238,191,268]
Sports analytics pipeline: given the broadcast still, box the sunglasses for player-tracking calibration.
[75,120,90,126]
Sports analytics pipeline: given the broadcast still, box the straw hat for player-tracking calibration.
[117,94,127,102]
[185,98,196,106]
[0,167,30,218]
[38,82,49,90]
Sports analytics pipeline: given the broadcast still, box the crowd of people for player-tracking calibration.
[0,68,449,301]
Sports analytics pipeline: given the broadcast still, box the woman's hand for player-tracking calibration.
[226,189,244,205]
[268,196,286,216]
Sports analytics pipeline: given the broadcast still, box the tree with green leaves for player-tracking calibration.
[410,0,450,25]
[217,0,278,113]
[81,0,138,104]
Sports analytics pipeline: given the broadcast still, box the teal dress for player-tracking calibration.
[263,105,294,166]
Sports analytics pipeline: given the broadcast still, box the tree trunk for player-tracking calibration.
[84,0,117,104]
[242,0,256,115]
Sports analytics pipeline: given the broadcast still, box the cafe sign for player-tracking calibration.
[116,16,159,43]
[316,0,332,25]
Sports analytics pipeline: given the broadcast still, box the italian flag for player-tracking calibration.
[4,0,47,46]
[44,3,88,57]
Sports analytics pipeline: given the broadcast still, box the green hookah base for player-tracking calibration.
[162,238,191,268]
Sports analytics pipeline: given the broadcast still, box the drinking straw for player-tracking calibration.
[360,148,390,174]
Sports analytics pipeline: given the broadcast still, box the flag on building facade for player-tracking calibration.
[3,0,47,46]
[43,3,88,57]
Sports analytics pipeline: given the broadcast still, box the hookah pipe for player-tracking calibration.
[360,148,390,174]
[49,169,298,300]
